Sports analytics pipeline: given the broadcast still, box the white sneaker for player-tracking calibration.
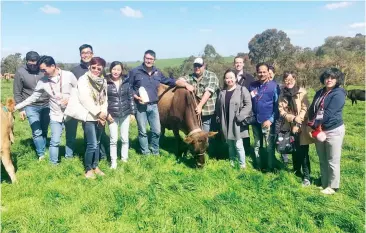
[321,187,336,195]
[38,156,45,161]
[110,162,117,169]
[121,159,128,163]
[240,164,246,169]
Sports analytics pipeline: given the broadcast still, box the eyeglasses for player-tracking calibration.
[144,57,155,61]
[40,69,47,73]
[91,66,102,72]
[325,76,336,80]
[81,51,92,55]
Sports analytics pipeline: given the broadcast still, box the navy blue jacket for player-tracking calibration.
[308,87,346,131]
[129,64,176,104]
[249,80,280,124]
[107,75,136,119]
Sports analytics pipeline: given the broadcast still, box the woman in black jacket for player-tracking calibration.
[308,68,346,195]
[106,61,135,169]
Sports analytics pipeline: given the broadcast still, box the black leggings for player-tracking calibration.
[293,144,311,180]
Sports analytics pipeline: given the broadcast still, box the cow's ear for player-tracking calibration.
[6,98,15,112]
[207,131,218,138]
[184,136,194,144]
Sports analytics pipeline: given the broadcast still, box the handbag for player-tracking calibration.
[63,87,89,122]
[238,86,256,126]
[276,130,296,154]
[275,116,296,154]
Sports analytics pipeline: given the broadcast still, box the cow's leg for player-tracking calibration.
[355,100,357,105]
[1,146,16,183]
[161,126,165,137]
[352,99,355,105]
[173,129,185,157]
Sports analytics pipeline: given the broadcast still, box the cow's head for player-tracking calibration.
[183,131,218,155]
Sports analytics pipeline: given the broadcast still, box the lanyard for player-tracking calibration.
[255,83,268,103]
[48,70,62,97]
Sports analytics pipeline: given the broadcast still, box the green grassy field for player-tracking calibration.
[125,56,234,69]
[1,80,365,232]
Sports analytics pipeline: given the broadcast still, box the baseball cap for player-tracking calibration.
[26,51,40,61]
[193,57,204,65]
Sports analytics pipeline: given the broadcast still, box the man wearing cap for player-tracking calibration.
[179,57,219,133]
[129,50,187,155]
[13,51,50,160]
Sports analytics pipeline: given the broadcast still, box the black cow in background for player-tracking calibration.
[346,89,365,105]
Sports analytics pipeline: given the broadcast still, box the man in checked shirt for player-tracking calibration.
[179,57,220,133]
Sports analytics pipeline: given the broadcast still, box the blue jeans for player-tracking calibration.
[25,106,50,157]
[136,103,161,155]
[227,139,246,166]
[83,121,103,172]
[201,115,214,133]
[49,119,77,164]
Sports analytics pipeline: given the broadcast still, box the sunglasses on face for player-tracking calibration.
[91,66,103,72]
[193,64,203,68]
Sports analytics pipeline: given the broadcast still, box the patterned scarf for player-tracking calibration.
[283,85,299,114]
[86,71,107,105]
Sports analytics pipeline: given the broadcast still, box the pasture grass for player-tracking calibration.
[1,80,365,232]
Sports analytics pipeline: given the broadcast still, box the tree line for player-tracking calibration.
[1,29,364,89]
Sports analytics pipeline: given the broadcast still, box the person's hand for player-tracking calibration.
[262,120,272,129]
[185,83,195,92]
[195,104,202,115]
[107,114,114,123]
[292,126,300,134]
[294,116,302,124]
[61,97,69,106]
[19,111,26,121]
[97,118,106,126]
[134,95,145,104]
[98,111,107,120]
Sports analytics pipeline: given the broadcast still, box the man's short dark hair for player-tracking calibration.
[234,56,245,62]
[268,64,275,73]
[320,68,344,87]
[256,62,269,72]
[79,44,93,53]
[144,50,156,58]
[25,51,40,61]
[37,55,56,67]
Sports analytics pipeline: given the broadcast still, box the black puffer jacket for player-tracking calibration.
[107,75,136,118]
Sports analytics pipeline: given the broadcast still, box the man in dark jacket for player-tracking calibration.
[234,56,255,158]
[71,44,93,79]
[13,51,50,160]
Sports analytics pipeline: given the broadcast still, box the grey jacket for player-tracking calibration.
[13,65,49,110]
[216,85,252,140]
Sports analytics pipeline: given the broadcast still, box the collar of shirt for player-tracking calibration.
[48,68,62,83]
[192,70,208,82]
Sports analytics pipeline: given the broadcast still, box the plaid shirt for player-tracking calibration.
[181,70,219,116]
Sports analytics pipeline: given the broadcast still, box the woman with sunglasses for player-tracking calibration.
[278,71,314,186]
[106,61,135,169]
[308,68,346,195]
[78,57,108,179]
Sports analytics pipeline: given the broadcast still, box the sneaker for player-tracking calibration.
[94,167,105,176]
[302,179,311,187]
[121,159,128,163]
[240,164,246,169]
[321,187,336,195]
[110,161,117,170]
[38,156,45,161]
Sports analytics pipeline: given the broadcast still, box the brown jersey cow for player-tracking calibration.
[1,98,16,183]
[158,84,217,167]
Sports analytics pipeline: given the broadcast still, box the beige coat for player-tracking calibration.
[278,87,315,145]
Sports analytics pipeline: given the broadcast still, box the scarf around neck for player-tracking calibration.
[86,71,106,105]
[283,85,299,114]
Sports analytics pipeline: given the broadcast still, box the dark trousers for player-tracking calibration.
[293,144,311,180]
[83,121,103,172]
